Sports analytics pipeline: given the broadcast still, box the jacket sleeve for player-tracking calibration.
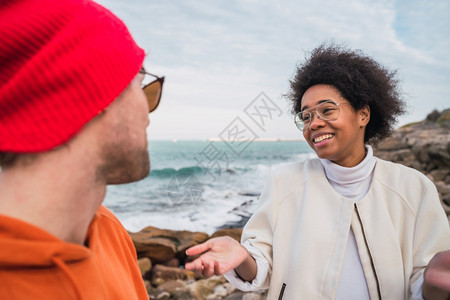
[226,171,280,291]
[223,241,270,291]
[409,179,450,299]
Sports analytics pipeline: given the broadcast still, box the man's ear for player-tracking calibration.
[359,105,370,127]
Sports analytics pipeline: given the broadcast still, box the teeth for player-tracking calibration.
[314,134,333,143]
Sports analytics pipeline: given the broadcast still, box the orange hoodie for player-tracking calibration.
[0,205,148,299]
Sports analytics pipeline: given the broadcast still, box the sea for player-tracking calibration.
[104,140,315,235]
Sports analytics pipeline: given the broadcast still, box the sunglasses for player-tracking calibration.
[140,70,165,113]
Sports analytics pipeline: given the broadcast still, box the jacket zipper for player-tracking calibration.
[278,283,286,300]
[354,203,382,300]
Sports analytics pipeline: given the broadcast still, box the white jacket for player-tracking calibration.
[238,158,450,299]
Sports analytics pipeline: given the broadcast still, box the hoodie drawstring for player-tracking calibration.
[51,257,82,300]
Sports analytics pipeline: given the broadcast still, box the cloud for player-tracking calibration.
[98,0,450,138]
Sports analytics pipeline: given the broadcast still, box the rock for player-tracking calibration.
[239,192,261,197]
[442,194,450,214]
[156,280,187,294]
[226,169,237,175]
[170,289,197,300]
[435,182,450,196]
[428,170,449,182]
[130,226,209,264]
[138,257,152,278]
[150,264,197,287]
[148,290,170,300]
[151,280,196,299]
[210,282,237,298]
[437,108,450,128]
[376,137,406,151]
[242,293,266,300]
[189,276,228,300]
[427,109,441,122]
[220,291,268,300]
[411,141,431,164]
[376,149,415,166]
[175,230,210,260]
[143,280,152,293]
[407,128,450,167]
[210,228,243,242]
[223,293,245,300]
[133,236,176,263]
[162,258,180,268]
[372,108,450,216]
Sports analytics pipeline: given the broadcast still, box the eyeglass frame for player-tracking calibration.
[139,69,165,113]
[294,100,351,132]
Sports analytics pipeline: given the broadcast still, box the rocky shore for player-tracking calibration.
[131,108,450,300]
[130,226,267,300]
[371,108,450,218]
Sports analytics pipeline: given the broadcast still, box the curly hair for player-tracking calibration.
[288,43,406,143]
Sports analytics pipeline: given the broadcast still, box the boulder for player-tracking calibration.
[442,194,450,214]
[210,228,243,242]
[435,182,450,195]
[156,280,188,294]
[170,289,197,300]
[148,290,170,300]
[376,136,406,151]
[221,291,268,300]
[138,257,152,278]
[130,226,209,264]
[133,236,176,263]
[222,293,246,300]
[143,280,152,293]
[242,293,268,300]
[188,275,228,300]
[428,170,449,182]
[207,282,237,299]
[162,258,180,268]
[150,264,197,286]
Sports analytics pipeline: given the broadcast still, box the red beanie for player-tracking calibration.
[0,0,145,152]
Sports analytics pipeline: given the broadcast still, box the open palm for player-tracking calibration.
[185,236,248,277]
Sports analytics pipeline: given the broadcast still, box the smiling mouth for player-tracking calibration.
[313,134,334,143]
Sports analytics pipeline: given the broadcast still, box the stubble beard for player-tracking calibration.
[97,146,150,185]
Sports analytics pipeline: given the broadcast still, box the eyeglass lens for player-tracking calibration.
[295,102,341,131]
[143,79,163,113]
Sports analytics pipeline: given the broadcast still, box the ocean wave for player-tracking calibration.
[149,166,206,178]
[106,140,313,233]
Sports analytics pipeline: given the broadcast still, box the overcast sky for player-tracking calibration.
[97,0,450,141]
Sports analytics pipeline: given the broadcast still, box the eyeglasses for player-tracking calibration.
[140,70,165,113]
[294,101,350,131]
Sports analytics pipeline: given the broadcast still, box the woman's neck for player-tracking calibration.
[320,145,376,201]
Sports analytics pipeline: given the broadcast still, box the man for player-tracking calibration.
[0,0,163,298]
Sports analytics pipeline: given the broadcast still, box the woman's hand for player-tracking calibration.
[185,236,256,280]
[422,250,450,300]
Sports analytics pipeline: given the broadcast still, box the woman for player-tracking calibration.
[185,44,450,299]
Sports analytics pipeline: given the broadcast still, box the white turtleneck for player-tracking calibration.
[319,145,376,300]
